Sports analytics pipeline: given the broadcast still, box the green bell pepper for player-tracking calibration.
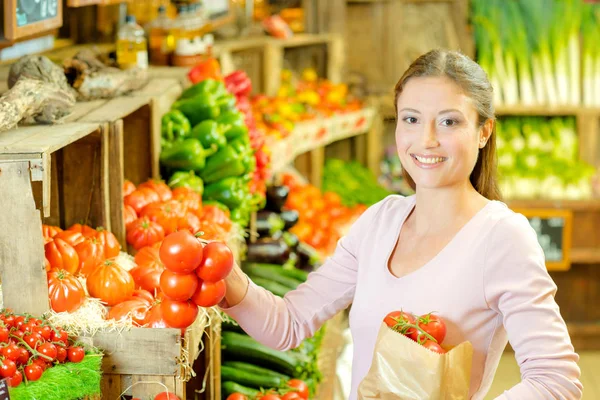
[217,111,249,141]
[203,177,248,210]
[190,120,227,150]
[201,146,246,183]
[242,151,256,174]
[167,170,204,194]
[180,79,227,100]
[228,136,251,155]
[172,93,221,127]
[161,110,191,143]
[217,94,237,114]
[159,138,217,172]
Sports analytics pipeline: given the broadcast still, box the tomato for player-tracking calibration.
[123,180,136,197]
[130,289,155,304]
[143,302,169,328]
[287,379,309,399]
[22,321,37,333]
[87,260,135,306]
[195,222,227,242]
[7,370,22,387]
[108,299,150,326]
[384,311,416,337]
[323,191,342,207]
[154,392,181,400]
[421,339,446,354]
[159,231,204,274]
[200,205,232,231]
[74,237,106,277]
[45,238,79,275]
[413,313,446,345]
[258,395,281,400]
[56,346,67,363]
[196,242,233,283]
[125,188,161,214]
[124,204,139,228]
[17,348,30,365]
[226,394,248,400]
[281,393,302,400]
[95,228,121,258]
[14,316,26,330]
[24,332,43,349]
[0,359,17,378]
[35,325,53,341]
[160,299,198,329]
[68,223,97,238]
[0,327,8,343]
[38,343,58,361]
[51,330,69,347]
[1,344,20,361]
[177,212,201,234]
[48,269,86,313]
[160,270,199,301]
[171,187,202,215]
[141,201,186,235]
[138,179,173,202]
[54,230,86,247]
[131,246,164,292]
[67,346,85,363]
[127,217,165,251]
[24,364,43,381]
[191,280,226,308]
[42,224,63,239]
[32,358,49,371]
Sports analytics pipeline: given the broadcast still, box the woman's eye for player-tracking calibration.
[442,119,458,127]
[403,116,418,124]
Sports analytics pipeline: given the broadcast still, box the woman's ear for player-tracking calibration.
[479,118,494,149]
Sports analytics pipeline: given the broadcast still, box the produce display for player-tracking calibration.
[378,146,415,196]
[496,116,596,199]
[472,0,600,107]
[322,159,392,207]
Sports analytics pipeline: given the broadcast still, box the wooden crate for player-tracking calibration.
[0,122,107,315]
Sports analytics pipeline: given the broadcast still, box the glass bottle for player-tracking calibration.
[116,15,148,70]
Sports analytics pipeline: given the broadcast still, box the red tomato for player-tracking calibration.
[200,205,232,230]
[0,359,17,378]
[177,212,201,234]
[160,270,199,301]
[130,289,155,304]
[143,302,169,328]
[196,242,234,283]
[24,332,43,349]
[56,346,67,362]
[45,238,79,275]
[125,188,161,214]
[421,340,446,354]
[7,369,22,387]
[47,269,86,313]
[287,379,309,399]
[123,180,136,197]
[127,217,165,251]
[226,395,248,400]
[281,393,302,400]
[95,227,121,258]
[131,246,164,292]
[124,204,138,228]
[24,364,43,381]
[413,313,446,344]
[141,200,186,235]
[384,311,416,337]
[191,280,226,308]
[54,230,86,247]
[35,325,53,341]
[67,346,85,363]
[38,343,58,361]
[154,392,181,400]
[108,299,151,326]
[138,179,173,202]
[0,327,8,343]
[68,223,97,238]
[258,395,281,400]
[32,358,49,371]
[42,224,63,239]
[51,330,69,347]
[171,187,202,215]
[17,348,30,365]
[159,231,204,274]
[160,299,199,329]
[1,344,20,361]
[74,237,105,277]
[86,260,135,306]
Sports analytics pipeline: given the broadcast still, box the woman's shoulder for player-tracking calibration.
[364,194,416,220]
[484,200,541,253]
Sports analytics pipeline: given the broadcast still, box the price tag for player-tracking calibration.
[513,208,573,271]
[0,378,11,399]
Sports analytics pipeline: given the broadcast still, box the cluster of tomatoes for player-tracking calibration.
[0,311,85,388]
[123,179,233,250]
[383,311,448,354]
[227,378,309,400]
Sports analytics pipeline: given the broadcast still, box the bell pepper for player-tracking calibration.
[188,60,223,85]
[190,120,227,150]
[217,110,246,128]
[172,93,221,127]
[201,146,246,183]
[228,136,251,155]
[167,170,204,194]
[224,70,252,98]
[161,110,191,143]
[203,177,248,210]
[217,94,237,114]
[182,79,226,100]
[242,151,257,174]
[159,138,217,172]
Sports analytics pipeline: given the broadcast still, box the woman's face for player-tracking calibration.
[395,76,491,191]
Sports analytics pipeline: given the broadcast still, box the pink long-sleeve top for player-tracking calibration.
[221,195,583,399]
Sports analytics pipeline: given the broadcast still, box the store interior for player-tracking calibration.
[0,0,599,399]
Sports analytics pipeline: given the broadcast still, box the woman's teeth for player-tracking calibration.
[414,155,445,164]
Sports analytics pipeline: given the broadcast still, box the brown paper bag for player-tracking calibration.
[358,323,474,400]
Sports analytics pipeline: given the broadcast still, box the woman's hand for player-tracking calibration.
[222,262,250,307]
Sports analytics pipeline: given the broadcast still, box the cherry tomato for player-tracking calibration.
[421,340,446,354]
[34,325,53,341]
[67,346,85,363]
[17,348,30,365]
[14,316,26,330]
[0,359,17,378]
[1,343,20,361]
[159,270,199,301]
[191,280,226,308]
[413,313,447,344]
[24,364,43,381]
[32,358,49,371]
[159,231,204,274]
[52,330,70,346]
[0,327,9,343]
[384,311,416,337]
[38,343,58,361]
[56,346,68,363]
[226,394,248,400]
[160,299,199,329]
[282,393,302,400]
[196,242,234,283]
[24,332,43,349]
[287,379,309,399]
[154,392,182,400]
[7,370,22,387]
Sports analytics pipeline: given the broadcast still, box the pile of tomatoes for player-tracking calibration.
[0,311,85,388]
[383,311,448,354]
[123,179,233,249]
[227,378,309,400]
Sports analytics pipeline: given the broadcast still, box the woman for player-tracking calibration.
[220,50,583,399]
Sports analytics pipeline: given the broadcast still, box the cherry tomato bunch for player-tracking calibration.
[0,311,85,388]
[383,311,448,354]
[226,378,310,400]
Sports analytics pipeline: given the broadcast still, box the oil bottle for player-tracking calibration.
[117,15,148,70]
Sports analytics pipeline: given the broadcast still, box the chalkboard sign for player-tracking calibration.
[514,208,573,271]
[3,0,62,41]
[0,378,10,399]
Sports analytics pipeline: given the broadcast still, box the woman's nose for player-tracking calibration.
[421,121,440,148]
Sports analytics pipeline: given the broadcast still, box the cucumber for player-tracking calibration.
[221,365,284,389]
[243,263,303,289]
[222,381,260,398]
[221,331,305,376]
[250,276,291,297]
[223,361,291,381]
[243,262,309,282]
[222,319,246,334]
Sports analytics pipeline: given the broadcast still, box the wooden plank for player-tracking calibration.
[61,100,108,123]
[108,120,126,248]
[327,34,344,84]
[570,248,600,264]
[122,104,155,184]
[130,375,179,398]
[133,79,183,99]
[0,161,49,315]
[41,152,52,218]
[263,43,283,97]
[577,110,600,166]
[309,147,325,187]
[100,373,123,399]
[0,123,101,154]
[79,96,150,124]
[367,112,383,176]
[89,327,181,375]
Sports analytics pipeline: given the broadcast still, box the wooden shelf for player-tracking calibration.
[571,248,600,264]
[507,199,600,212]
[496,105,600,116]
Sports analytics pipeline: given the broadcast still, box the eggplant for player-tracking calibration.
[280,209,299,231]
[246,238,290,264]
[295,242,321,271]
[256,211,285,238]
[265,185,290,212]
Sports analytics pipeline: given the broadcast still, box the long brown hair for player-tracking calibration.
[394,49,502,201]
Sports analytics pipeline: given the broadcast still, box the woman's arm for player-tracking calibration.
[219,197,391,351]
[484,214,583,399]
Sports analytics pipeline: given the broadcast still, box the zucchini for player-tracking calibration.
[222,319,246,334]
[222,381,260,398]
[221,365,284,389]
[223,361,290,381]
[243,264,303,289]
[221,331,305,376]
[250,276,292,297]
[243,262,309,283]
